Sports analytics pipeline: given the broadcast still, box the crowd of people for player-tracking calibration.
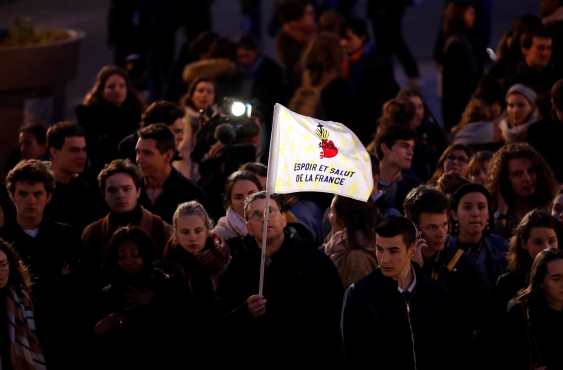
[1,0,563,369]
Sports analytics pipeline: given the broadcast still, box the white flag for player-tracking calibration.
[266,104,373,202]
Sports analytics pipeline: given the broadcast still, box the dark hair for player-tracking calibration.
[487,143,557,210]
[240,162,267,178]
[332,195,381,249]
[375,215,417,248]
[190,31,220,58]
[379,98,416,128]
[342,17,369,41]
[243,191,284,220]
[507,209,563,273]
[371,123,417,160]
[450,182,493,212]
[403,186,449,225]
[237,35,258,51]
[277,0,311,24]
[82,65,143,111]
[0,239,32,293]
[301,32,344,86]
[138,124,176,155]
[19,123,47,146]
[551,79,563,114]
[224,170,262,209]
[520,26,552,50]
[46,121,85,150]
[6,159,55,195]
[514,248,563,306]
[443,2,473,36]
[107,226,155,275]
[436,172,471,198]
[142,101,184,128]
[97,159,142,193]
[181,78,215,111]
[319,10,343,35]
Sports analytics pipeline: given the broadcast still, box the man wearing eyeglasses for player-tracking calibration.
[218,191,343,367]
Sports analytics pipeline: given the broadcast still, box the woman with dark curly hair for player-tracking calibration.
[496,209,563,313]
[0,239,45,369]
[499,248,563,370]
[76,65,145,174]
[487,143,558,238]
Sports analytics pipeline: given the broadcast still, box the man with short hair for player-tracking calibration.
[2,159,81,368]
[81,159,171,288]
[373,124,419,214]
[45,121,105,232]
[507,27,560,102]
[341,215,454,369]
[136,123,206,223]
[403,186,494,369]
[118,100,186,162]
[218,191,343,366]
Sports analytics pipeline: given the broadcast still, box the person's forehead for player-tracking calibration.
[532,36,552,46]
[508,158,532,171]
[547,259,563,274]
[0,251,7,262]
[394,139,414,147]
[419,212,448,223]
[15,182,47,192]
[106,74,126,84]
[63,136,86,148]
[107,172,135,186]
[376,234,407,249]
[177,214,206,227]
[248,198,279,211]
[137,138,158,150]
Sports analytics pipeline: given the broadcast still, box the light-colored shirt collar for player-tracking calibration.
[398,265,417,294]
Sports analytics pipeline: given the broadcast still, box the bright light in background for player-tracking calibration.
[231,101,246,117]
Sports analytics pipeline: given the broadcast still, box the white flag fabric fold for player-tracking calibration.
[266,103,373,202]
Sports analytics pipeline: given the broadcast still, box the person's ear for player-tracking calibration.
[163,149,174,164]
[49,147,57,160]
[381,143,391,157]
[280,212,287,228]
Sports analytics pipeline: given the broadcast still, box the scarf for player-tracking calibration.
[498,111,539,143]
[2,287,46,370]
[214,208,247,240]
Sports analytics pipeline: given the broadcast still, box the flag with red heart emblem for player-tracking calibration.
[266,103,373,202]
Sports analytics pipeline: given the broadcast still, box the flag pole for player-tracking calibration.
[258,191,270,296]
[258,103,280,296]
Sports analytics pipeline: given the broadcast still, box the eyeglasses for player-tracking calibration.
[446,155,469,163]
[247,208,281,221]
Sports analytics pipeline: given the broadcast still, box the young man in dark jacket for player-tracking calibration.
[2,159,82,369]
[342,215,455,370]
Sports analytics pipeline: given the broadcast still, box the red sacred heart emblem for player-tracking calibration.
[320,139,338,158]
